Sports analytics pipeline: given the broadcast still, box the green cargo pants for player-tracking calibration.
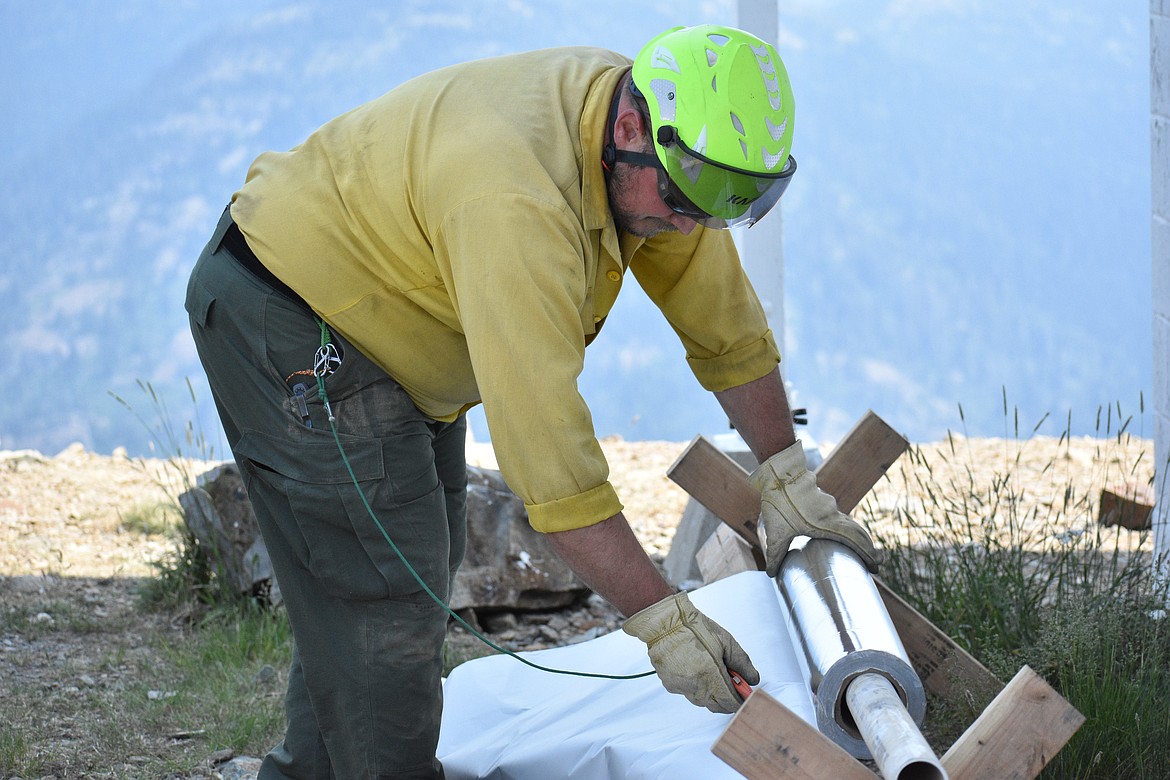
[186,208,467,779]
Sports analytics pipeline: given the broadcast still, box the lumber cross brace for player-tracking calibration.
[666,410,1085,780]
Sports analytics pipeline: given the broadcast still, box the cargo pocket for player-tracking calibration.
[235,428,450,602]
[185,276,216,329]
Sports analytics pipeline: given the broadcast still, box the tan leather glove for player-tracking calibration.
[750,440,883,577]
[623,591,759,714]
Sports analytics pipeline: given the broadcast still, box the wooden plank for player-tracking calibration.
[666,410,908,524]
[942,665,1085,780]
[696,524,759,583]
[712,691,877,780]
[1098,482,1155,530]
[815,410,909,513]
[876,579,1003,706]
[667,436,762,548]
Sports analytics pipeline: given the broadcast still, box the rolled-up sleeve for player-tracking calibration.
[631,227,781,392]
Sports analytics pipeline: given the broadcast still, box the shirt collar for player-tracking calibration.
[580,65,630,233]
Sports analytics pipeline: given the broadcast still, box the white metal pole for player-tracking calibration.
[736,0,787,362]
[1153,0,1170,587]
[845,673,949,780]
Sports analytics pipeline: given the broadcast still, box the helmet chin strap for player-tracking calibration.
[602,71,660,175]
[612,149,660,169]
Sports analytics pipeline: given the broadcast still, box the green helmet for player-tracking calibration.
[631,24,796,229]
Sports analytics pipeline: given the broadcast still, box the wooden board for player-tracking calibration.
[667,410,909,527]
[668,436,762,548]
[1098,482,1155,530]
[876,579,1003,705]
[712,691,877,780]
[697,524,760,583]
[941,665,1086,780]
[814,410,910,513]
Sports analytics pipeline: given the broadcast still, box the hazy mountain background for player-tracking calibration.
[0,0,1153,458]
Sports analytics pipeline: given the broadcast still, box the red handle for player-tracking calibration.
[727,668,753,701]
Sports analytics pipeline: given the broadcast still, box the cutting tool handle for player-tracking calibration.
[728,667,753,701]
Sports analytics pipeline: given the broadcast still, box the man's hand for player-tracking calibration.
[750,440,883,576]
[623,591,759,714]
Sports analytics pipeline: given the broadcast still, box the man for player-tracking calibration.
[186,23,880,779]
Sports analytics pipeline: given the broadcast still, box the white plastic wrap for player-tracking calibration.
[437,571,815,780]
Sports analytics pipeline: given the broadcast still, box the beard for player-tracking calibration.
[606,162,679,239]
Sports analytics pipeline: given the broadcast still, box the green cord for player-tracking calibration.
[313,319,654,681]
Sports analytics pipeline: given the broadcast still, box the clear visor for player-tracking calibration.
[657,138,796,230]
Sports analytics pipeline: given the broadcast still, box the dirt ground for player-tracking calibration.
[0,431,1158,776]
[0,437,695,777]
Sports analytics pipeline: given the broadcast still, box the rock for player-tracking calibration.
[178,464,282,606]
[53,442,87,460]
[253,664,277,686]
[180,462,586,612]
[209,748,234,763]
[215,756,261,780]
[481,611,519,633]
[0,449,48,469]
[449,466,587,611]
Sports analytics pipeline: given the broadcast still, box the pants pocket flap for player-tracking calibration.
[235,428,385,484]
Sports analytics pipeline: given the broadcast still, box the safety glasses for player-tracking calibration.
[654,126,796,230]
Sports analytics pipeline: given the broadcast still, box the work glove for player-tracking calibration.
[623,591,759,714]
[750,440,883,577]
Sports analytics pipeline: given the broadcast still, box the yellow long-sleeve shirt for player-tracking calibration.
[230,46,780,532]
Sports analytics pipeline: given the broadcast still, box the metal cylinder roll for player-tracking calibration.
[776,537,928,759]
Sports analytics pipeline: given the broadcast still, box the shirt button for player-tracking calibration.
[594,315,602,323]
[606,270,621,282]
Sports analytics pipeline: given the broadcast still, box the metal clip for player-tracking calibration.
[292,383,313,428]
[314,342,342,378]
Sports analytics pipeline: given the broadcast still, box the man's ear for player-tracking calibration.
[612,104,648,151]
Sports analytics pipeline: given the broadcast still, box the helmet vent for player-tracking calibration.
[650,45,681,74]
[751,44,784,111]
[739,139,749,161]
[706,48,719,67]
[730,112,745,136]
[762,147,787,171]
[766,116,787,142]
[707,33,730,47]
